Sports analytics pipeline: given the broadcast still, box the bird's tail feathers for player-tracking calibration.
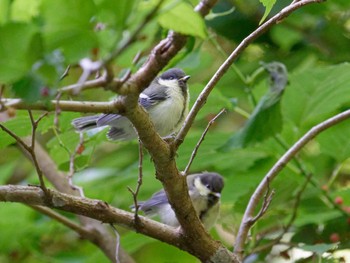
[71,115,100,131]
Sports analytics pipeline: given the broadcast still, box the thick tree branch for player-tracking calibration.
[234,108,350,259]
[0,185,180,249]
[174,0,325,148]
[1,98,125,113]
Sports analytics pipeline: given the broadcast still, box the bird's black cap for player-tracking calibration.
[199,172,224,193]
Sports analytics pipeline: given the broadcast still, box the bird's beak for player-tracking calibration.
[180,75,191,83]
[211,192,221,198]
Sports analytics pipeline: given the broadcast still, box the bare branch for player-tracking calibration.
[174,0,325,148]
[234,108,350,259]
[183,108,226,175]
[1,98,125,113]
[59,76,107,94]
[0,185,179,248]
[249,173,312,255]
[127,140,144,219]
[251,179,274,223]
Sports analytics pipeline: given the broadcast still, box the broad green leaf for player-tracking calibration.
[10,0,41,22]
[0,0,10,24]
[220,62,288,151]
[0,23,41,83]
[177,131,269,173]
[259,0,276,24]
[0,114,33,137]
[300,243,338,255]
[158,1,207,38]
[270,24,303,51]
[12,73,45,102]
[317,119,350,162]
[283,63,350,131]
[41,0,97,62]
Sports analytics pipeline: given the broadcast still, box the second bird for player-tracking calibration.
[72,68,190,140]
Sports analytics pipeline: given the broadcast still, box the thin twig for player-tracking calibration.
[28,110,48,191]
[251,178,275,223]
[249,173,313,255]
[128,140,144,218]
[110,224,121,263]
[53,127,85,197]
[67,133,86,197]
[59,76,107,94]
[234,107,350,259]
[54,92,62,129]
[59,65,71,81]
[183,108,226,175]
[0,111,48,191]
[174,0,325,149]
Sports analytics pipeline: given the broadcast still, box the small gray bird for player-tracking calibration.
[137,172,224,230]
[71,68,190,140]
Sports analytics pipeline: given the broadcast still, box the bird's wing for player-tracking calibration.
[139,83,168,109]
[96,114,122,127]
[139,189,169,212]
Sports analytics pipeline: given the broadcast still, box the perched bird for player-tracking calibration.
[137,172,224,230]
[71,68,190,140]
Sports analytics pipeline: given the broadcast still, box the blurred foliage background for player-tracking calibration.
[0,0,350,262]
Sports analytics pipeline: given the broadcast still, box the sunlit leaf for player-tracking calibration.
[158,1,207,38]
[259,0,276,24]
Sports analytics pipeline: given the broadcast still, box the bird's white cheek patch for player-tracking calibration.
[194,178,211,196]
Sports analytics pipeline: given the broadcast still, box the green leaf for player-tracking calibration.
[0,0,10,24]
[94,0,136,28]
[0,22,41,83]
[0,114,33,148]
[10,0,41,22]
[270,24,303,51]
[300,243,338,255]
[158,1,207,38]
[205,7,235,21]
[283,63,350,131]
[41,0,98,62]
[259,0,276,24]
[317,119,350,162]
[220,62,288,151]
[12,73,45,102]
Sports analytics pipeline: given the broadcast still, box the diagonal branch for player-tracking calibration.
[183,108,226,175]
[174,0,325,149]
[234,108,350,259]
